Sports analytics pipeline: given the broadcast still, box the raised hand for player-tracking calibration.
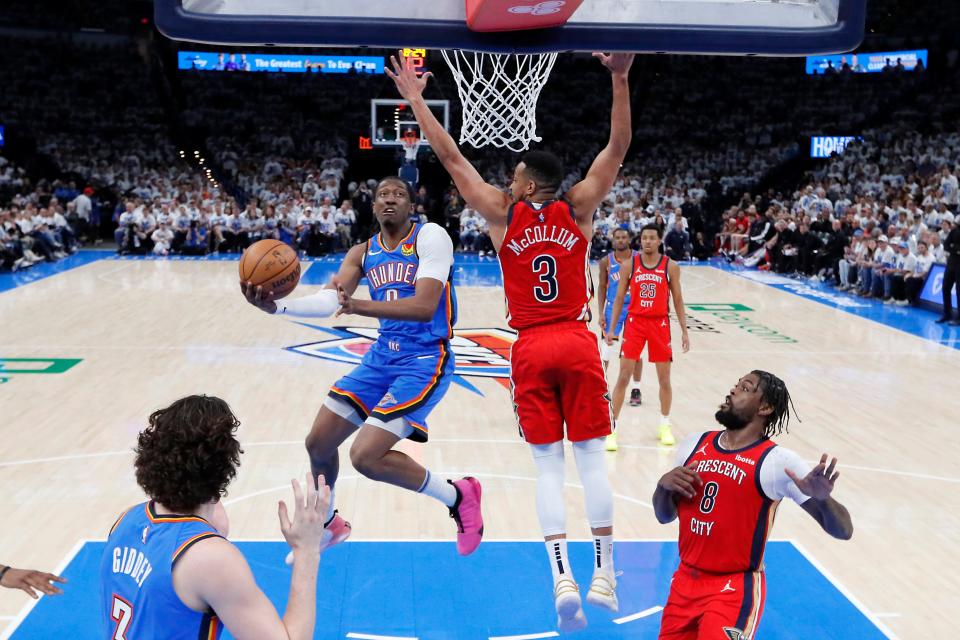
[385,52,432,101]
[240,281,277,314]
[658,465,703,500]
[786,454,840,501]
[278,473,330,557]
[592,52,634,77]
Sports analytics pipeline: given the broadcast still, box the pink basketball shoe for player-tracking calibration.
[449,477,484,556]
[284,511,351,565]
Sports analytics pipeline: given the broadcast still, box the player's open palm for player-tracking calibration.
[386,52,432,101]
[0,568,66,599]
[592,52,634,76]
[786,454,839,501]
[278,473,330,555]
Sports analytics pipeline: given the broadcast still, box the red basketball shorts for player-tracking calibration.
[510,321,612,444]
[659,564,766,640]
[621,314,672,362]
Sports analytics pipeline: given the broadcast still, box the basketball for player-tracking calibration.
[239,240,301,299]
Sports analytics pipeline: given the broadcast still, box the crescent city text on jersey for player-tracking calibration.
[692,459,749,485]
[505,225,580,256]
[366,261,417,289]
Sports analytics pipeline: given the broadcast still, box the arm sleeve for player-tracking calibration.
[415,223,454,283]
[673,432,707,467]
[759,447,813,505]
[274,288,339,318]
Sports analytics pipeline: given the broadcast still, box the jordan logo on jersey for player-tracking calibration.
[721,580,736,593]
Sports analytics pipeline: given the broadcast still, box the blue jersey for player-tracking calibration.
[100,502,223,640]
[604,250,635,309]
[362,223,456,346]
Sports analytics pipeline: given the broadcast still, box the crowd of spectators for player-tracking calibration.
[2,21,959,321]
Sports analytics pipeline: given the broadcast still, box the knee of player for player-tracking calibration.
[348,442,381,479]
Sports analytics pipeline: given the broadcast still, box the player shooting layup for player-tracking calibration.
[242,177,483,562]
[388,51,633,631]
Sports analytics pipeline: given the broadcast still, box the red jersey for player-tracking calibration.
[626,254,670,317]
[677,432,780,574]
[498,199,592,330]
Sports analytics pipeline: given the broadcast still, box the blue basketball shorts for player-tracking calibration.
[328,338,453,442]
[604,302,629,337]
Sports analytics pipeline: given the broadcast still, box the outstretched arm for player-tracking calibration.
[241,244,365,316]
[787,455,853,540]
[566,53,634,228]
[386,54,510,235]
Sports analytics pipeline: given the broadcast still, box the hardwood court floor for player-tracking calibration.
[0,257,957,638]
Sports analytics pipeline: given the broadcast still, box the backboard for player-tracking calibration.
[156,0,866,56]
[370,99,450,148]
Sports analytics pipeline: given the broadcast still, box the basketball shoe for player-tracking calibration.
[585,571,618,613]
[449,477,484,555]
[658,418,676,446]
[554,576,588,632]
[284,511,352,565]
[629,389,642,406]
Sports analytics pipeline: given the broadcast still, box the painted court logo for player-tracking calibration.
[0,358,81,384]
[286,326,517,395]
[686,304,798,344]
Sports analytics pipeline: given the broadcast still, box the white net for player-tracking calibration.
[440,50,558,153]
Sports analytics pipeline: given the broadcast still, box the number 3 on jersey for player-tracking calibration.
[532,254,558,302]
[111,595,133,639]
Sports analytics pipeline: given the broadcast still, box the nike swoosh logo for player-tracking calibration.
[368,249,383,255]
[416,355,434,359]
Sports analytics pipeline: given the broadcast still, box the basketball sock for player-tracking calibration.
[531,441,567,536]
[545,538,573,582]
[324,487,336,525]
[572,438,614,530]
[593,535,614,574]
[417,470,457,507]
[630,379,641,391]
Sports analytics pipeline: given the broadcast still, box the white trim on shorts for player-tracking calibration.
[323,396,365,427]
[325,396,415,439]
[366,416,415,440]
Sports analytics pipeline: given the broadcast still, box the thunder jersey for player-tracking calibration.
[362,222,456,345]
[498,199,592,330]
[604,250,635,311]
[100,502,223,640]
[626,253,670,317]
[677,432,780,574]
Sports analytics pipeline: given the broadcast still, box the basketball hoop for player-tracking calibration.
[400,129,421,162]
[441,50,558,153]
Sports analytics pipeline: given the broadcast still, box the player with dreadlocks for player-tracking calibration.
[653,371,853,640]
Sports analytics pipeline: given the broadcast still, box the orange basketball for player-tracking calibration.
[239,240,301,299]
